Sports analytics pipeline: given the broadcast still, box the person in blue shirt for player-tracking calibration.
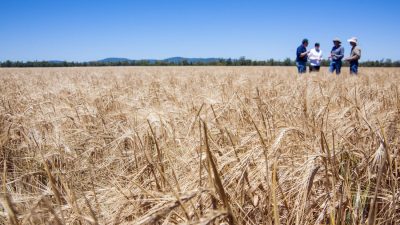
[329,38,345,75]
[296,39,309,74]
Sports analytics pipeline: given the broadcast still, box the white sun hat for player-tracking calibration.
[347,37,358,44]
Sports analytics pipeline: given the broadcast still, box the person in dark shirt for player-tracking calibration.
[296,39,309,74]
[328,38,345,75]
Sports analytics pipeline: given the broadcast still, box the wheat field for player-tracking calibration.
[0,66,399,225]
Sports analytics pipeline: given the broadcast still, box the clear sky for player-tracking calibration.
[1,0,399,62]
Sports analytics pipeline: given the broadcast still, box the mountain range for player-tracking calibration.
[96,57,222,64]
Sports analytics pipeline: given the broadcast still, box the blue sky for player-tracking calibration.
[1,0,399,61]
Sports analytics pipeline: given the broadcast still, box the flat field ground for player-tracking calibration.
[0,66,399,224]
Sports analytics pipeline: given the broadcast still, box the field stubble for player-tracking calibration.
[0,66,399,224]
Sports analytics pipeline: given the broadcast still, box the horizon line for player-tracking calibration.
[1,56,399,63]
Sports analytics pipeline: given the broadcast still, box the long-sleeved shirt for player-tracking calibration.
[296,45,307,63]
[308,48,323,66]
[331,45,344,61]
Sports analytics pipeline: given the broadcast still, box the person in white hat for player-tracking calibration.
[328,38,345,75]
[345,37,361,74]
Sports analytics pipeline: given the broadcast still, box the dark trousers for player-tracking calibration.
[309,65,320,72]
[350,61,359,74]
[329,61,342,75]
[296,61,307,73]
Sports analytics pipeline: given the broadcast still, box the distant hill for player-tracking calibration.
[48,60,65,63]
[97,57,222,64]
[97,58,132,63]
[163,57,221,64]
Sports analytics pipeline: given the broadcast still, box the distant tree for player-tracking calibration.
[182,60,189,66]
[4,60,12,67]
[283,58,292,66]
[226,58,233,66]
[238,56,247,66]
[384,59,392,67]
[267,59,275,66]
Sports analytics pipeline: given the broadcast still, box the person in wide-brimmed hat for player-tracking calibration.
[345,37,362,74]
[329,38,345,75]
[296,38,310,74]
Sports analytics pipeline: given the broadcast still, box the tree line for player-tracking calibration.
[1,57,399,67]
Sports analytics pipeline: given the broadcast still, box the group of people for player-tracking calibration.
[296,37,361,74]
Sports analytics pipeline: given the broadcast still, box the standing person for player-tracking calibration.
[296,39,309,74]
[329,38,345,75]
[308,43,323,72]
[345,37,361,74]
